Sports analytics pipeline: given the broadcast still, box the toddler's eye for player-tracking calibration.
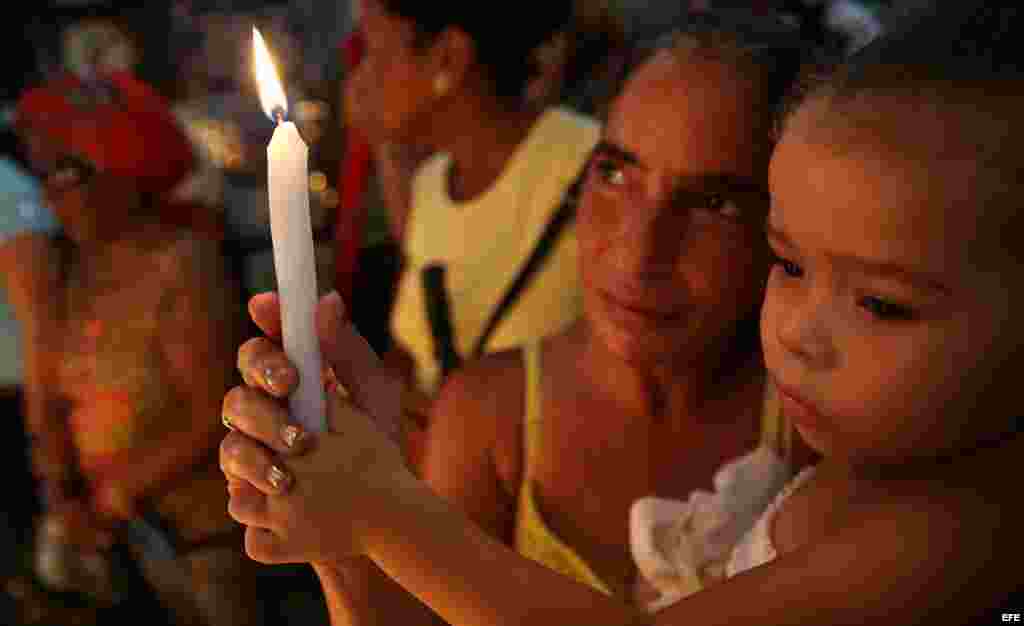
[858,296,916,321]
[773,256,804,278]
[593,159,626,187]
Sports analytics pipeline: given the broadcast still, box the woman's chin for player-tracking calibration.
[593,319,679,366]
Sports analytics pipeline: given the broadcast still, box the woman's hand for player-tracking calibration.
[381,342,433,432]
[91,482,137,523]
[49,496,115,552]
[220,291,411,564]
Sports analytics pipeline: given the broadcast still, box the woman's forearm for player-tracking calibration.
[23,389,72,479]
[0,234,60,331]
[362,475,647,626]
[2,235,71,494]
[21,330,75,500]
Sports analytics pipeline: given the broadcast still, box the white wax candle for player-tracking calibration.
[268,120,326,432]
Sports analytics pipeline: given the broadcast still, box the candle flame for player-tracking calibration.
[253,27,288,121]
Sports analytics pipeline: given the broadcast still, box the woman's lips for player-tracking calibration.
[773,380,828,433]
[599,290,685,323]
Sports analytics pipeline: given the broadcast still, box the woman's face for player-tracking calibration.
[577,51,773,366]
[17,127,103,241]
[345,0,442,145]
[43,155,141,243]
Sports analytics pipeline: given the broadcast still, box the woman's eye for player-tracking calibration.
[773,256,804,278]
[858,296,916,322]
[673,191,742,219]
[593,159,626,187]
[702,193,742,218]
[704,193,725,211]
[49,155,95,190]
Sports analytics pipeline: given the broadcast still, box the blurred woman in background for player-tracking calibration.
[345,0,600,428]
[14,68,260,626]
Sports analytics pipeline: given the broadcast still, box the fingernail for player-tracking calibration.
[281,424,304,449]
[222,414,235,431]
[267,465,291,491]
[326,290,344,319]
[263,367,281,393]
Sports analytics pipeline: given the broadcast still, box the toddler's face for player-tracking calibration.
[761,95,1023,471]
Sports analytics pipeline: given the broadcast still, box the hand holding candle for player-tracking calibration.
[253,27,326,432]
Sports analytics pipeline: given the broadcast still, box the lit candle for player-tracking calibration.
[253,27,326,432]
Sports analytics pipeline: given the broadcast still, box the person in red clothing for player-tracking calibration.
[333,29,371,307]
[15,70,262,626]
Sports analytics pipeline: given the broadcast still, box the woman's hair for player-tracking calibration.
[560,0,628,100]
[612,10,826,151]
[666,11,817,112]
[378,1,574,102]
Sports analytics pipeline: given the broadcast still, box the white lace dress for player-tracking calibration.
[630,447,816,612]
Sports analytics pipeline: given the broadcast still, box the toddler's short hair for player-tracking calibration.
[778,3,1024,267]
[780,3,1024,131]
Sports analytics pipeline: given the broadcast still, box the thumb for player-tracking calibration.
[317,291,403,443]
[248,292,282,339]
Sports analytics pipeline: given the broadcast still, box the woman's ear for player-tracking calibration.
[430,26,475,95]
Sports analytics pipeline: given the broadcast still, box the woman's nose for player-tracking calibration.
[613,190,690,277]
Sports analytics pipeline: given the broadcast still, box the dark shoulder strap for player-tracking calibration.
[470,166,588,359]
[421,263,463,380]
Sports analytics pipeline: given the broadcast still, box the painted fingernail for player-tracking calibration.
[326,290,343,316]
[263,367,280,393]
[281,424,304,449]
[267,465,291,491]
[222,413,235,431]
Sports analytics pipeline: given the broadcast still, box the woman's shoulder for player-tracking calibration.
[429,336,577,492]
[431,345,529,438]
[421,345,527,491]
[433,334,576,422]
[534,106,602,161]
[408,151,451,202]
[543,105,601,136]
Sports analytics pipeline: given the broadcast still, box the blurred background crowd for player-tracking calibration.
[0,1,904,624]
